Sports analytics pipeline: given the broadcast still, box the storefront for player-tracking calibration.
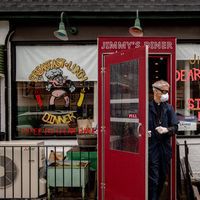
[0,6,199,142]
[12,43,98,139]
[98,36,177,200]
[1,3,200,199]
[96,37,200,199]
[176,44,200,136]
[2,14,199,142]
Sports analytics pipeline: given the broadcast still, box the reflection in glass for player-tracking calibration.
[110,60,139,153]
[15,81,94,138]
[110,61,138,99]
[176,60,200,136]
[110,122,139,152]
[110,103,138,118]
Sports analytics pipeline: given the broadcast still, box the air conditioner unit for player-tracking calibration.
[0,140,46,199]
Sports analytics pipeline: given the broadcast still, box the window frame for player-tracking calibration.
[11,41,97,139]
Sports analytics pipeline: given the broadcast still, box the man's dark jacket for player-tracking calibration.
[148,101,178,161]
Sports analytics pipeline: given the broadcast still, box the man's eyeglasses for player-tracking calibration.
[153,86,168,94]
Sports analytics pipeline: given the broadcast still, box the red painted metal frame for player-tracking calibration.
[98,36,177,200]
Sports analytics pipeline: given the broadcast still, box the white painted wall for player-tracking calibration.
[0,21,9,133]
[0,21,9,44]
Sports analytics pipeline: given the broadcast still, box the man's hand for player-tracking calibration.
[155,126,168,134]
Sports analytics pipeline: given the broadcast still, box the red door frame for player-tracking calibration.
[98,37,177,200]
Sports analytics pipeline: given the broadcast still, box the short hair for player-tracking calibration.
[152,80,170,89]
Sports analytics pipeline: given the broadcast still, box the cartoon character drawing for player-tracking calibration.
[45,69,75,110]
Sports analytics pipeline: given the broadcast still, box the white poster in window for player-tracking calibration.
[16,45,97,81]
[178,121,197,131]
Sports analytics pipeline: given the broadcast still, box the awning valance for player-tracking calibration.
[177,44,200,60]
[16,45,97,81]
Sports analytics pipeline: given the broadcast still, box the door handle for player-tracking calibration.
[137,122,142,137]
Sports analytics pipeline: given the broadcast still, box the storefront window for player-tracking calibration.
[14,44,97,138]
[109,60,139,152]
[16,81,94,138]
[176,44,200,136]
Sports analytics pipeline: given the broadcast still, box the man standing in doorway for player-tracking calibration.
[148,80,178,200]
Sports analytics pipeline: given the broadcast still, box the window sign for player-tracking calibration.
[176,44,200,135]
[178,116,197,131]
[15,45,97,138]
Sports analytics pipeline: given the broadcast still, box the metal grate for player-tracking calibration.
[0,144,97,199]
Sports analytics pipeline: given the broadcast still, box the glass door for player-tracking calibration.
[104,46,148,200]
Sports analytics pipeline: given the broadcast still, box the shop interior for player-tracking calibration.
[148,55,168,100]
[149,55,170,200]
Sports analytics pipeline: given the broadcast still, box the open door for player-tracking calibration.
[98,37,176,200]
[103,46,148,200]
